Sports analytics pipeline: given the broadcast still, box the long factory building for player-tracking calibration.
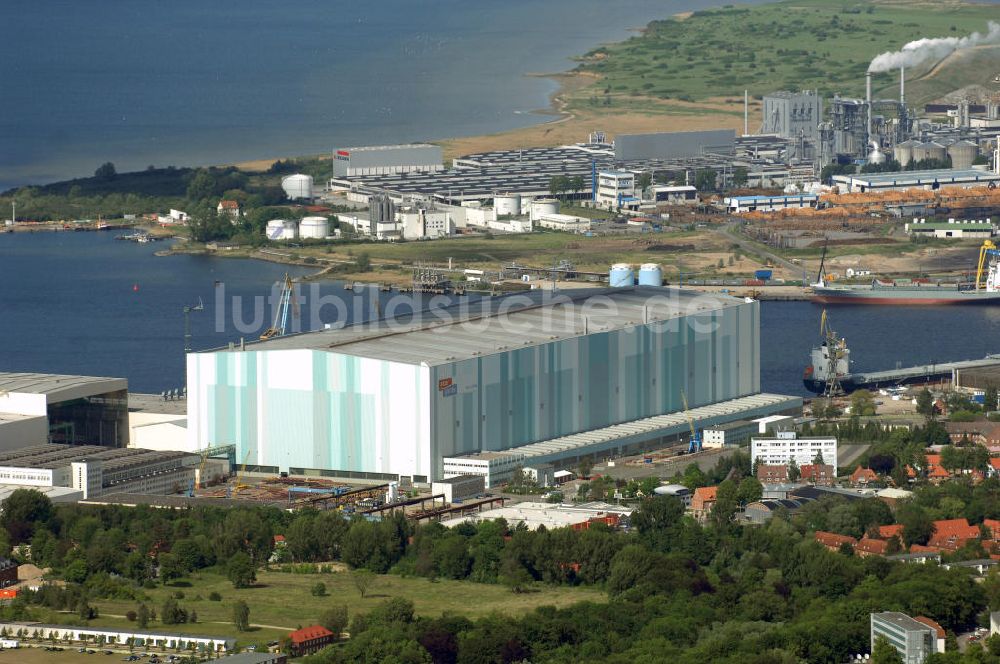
[187,287,800,483]
[324,132,815,206]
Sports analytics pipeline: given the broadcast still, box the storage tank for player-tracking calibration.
[529,198,560,221]
[494,193,521,216]
[265,219,298,241]
[281,174,314,201]
[609,263,634,287]
[947,140,978,170]
[925,141,947,163]
[910,141,931,163]
[637,263,663,287]
[299,216,330,239]
[893,139,917,168]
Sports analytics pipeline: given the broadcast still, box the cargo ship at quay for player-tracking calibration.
[810,240,1000,306]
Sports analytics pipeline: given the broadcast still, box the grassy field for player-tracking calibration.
[82,568,605,647]
[575,0,999,107]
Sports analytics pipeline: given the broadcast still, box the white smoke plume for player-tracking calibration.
[868,21,1000,73]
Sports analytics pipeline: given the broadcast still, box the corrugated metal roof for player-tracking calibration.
[219,287,747,366]
[0,372,126,399]
[511,393,796,459]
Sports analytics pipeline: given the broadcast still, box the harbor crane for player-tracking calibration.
[976,240,1000,291]
[260,273,299,341]
[819,310,847,397]
[680,391,702,454]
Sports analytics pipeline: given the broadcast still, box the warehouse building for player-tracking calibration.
[724,194,818,214]
[832,169,1000,193]
[188,287,798,482]
[0,444,200,499]
[905,219,995,239]
[332,144,443,178]
[0,372,128,449]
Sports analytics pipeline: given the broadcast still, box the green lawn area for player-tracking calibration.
[83,569,606,647]
[574,0,999,107]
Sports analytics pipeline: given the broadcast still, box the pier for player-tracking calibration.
[852,355,1000,389]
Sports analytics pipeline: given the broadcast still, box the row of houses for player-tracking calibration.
[815,516,1000,560]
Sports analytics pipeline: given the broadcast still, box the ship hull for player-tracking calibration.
[811,287,1000,306]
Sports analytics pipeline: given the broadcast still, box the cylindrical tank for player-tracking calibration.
[493,193,521,216]
[265,219,298,241]
[867,142,886,165]
[529,198,560,221]
[299,216,330,239]
[925,141,947,163]
[893,140,917,168]
[637,263,663,287]
[281,174,314,200]
[947,140,978,170]
[609,263,634,288]
[911,141,931,163]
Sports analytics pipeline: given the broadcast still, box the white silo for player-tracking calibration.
[299,216,330,239]
[494,193,521,216]
[530,198,560,222]
[893,139,917,168]
[925,141,947,163]
[265,219,298,241]
[609,263,634,287]
[638,263,663,287]
[947,140,978,170]
[281,174,314,201]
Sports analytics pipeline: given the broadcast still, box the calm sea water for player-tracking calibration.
[3,232,1000,394]
[0,0,762,191]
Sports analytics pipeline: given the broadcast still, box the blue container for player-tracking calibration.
[754,269,773,281]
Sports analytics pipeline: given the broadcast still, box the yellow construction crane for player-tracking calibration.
[232,449,253,495]
[976,240,1000,290]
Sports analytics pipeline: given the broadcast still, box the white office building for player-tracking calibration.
[595,171,637,209]
[751,432,837,475]
[442,452,526,488]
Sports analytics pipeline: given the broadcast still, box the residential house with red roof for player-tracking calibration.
[801,463,835,486]
[877,524,905,540]
[855,537,890,557]
[928,518,981,549]
[756,464,789,484]
[814,531,857,552]
[691,486,718,523]
[217,199,242,219]
[850,467,878,487]
[289,625,335,656]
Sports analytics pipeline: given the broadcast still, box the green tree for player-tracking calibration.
[898,503,935,547]
[310,582,327,597]
[94,162,117,180]
[351,569,375,598]
[1,489,53,544]
[732,166,748,187]
[636,172,653,192]
[356,252,371,272]
[226,551,256,589]
[232,600,250,632]
[850,389,877,417]
[319,605,349,639]
[157,552,183,584]
[735,477,763,506]
[916,388,935,419]
[695,169,717,191]
[871,635,904,664]
[787,458,801,482]
[985,384,999,411]
[577,457,594,480]
[136,604,150,629]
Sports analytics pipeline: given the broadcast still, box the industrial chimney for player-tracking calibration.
[866,73,873,143]
[899,67,905,106]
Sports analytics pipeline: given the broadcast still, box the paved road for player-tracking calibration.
[837,444,871,469]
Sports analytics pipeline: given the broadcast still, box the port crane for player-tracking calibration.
[975,240,1000,291]
[260,273,299,341]
[819,310,848,397]
[228,449,254,497]
[680,391,702,454]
